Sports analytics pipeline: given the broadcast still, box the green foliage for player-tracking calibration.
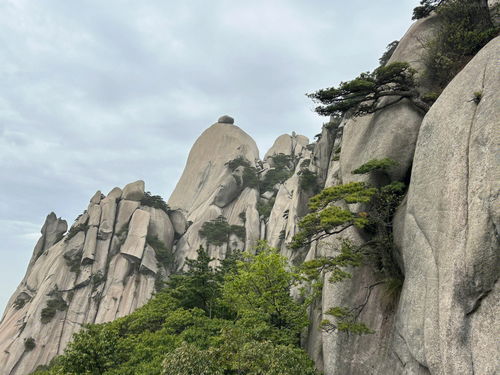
[298,169,321,194]
[147,235,174,268]
[13,294,30,309]
[241,166,259,189]
[40,290,68,324]
[199,216,245,246]
[24,337,36,352]
[60,324,123,375]
[379,40,399,66]
[293,159,405,334]
[141,192,171,214]
[422,0,498,88]
[421,91,442,104]
[226,156,259,189]
[308,62,426,118]
[225,156,251,170]
[321,307,374,335]
[91,271,106,292]
[222,242,309,345]
[412,0,444,19]
[473,90,483,104]
[162,343,223,375]
[65,223,89,242]
[63,249,83,273]
[260,168,292,193]
[256,198,275,219]
[300,240,364,285]
[269,153,293,169]
[36,242,318,375]
[351,158,398,175]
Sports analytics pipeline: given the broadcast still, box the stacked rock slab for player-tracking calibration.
[0,181,178,375]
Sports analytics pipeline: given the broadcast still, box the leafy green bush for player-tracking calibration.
[40,290,68,324]
[422,0,498,88]
[24,337,36,351]
[13,294,30,310]
[298,169,321,194]
[141,191,171,214]
[351,158,398,175]
[379,40,399,66]
[269,153,293,169]
[260,168,292,192]
[199,216,245,247]
[257,198,275,219]
[63,250,83,273]
[64,223,88,243]
[225,156,259,189]
[147,235,174,267]
[225,156,251,170]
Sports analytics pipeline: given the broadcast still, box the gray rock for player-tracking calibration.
[106,187,123,201]
[120,209,150,261]
[121,180,145,201]
[142,206,175,250]
[217,115,234,124]
[168,121,259,213]
[98,196,117,239]
[32,212,67,259]
[140,244,159,274]
[213,174,241,208]
[115,200,140,233]
[82,226,98,264]
[168,210,187,235]
[396,36,500,375]
[90,190,102,204]
[87,204,102,227]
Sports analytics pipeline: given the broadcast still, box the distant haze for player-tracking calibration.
[0,0,418,312]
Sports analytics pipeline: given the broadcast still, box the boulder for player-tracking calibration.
[218,115,234,124]
[168,210,187,235]
[115,200,140,233]
[120,209,150,261]
[121,180,145,201]
[140,245,159,274]
[106,187,123,201]
[142,206,175,250]
[213,174,241,208]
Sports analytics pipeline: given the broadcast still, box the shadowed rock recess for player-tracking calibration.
[1,22,498,375]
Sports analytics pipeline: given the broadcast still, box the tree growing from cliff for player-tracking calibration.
[420,0,498,88]
[291,158,405,335]
[307,62,430,118]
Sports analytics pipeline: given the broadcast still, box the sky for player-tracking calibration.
[0,0,418,313]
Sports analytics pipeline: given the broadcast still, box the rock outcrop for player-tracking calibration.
[395,36,499,375]
[0,182,176,375]
[1,14,498,375]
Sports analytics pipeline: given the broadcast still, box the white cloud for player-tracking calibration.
[0,0,418,312]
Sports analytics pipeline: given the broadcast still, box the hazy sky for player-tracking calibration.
[0,0,418,312]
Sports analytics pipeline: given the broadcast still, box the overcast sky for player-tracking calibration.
[0,0,418,312]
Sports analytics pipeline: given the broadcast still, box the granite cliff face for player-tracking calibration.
[1,19,498,375]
